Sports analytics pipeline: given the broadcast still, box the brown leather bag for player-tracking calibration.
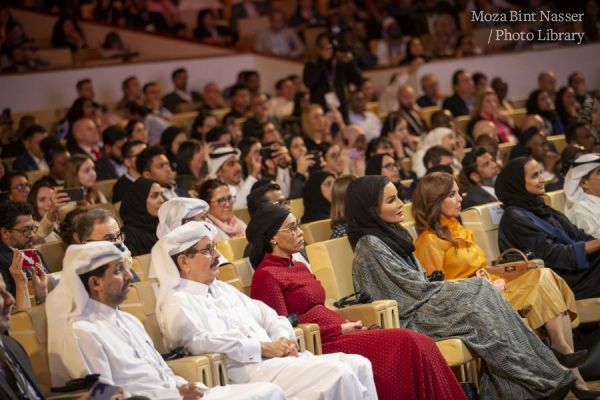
[485,248,544,282]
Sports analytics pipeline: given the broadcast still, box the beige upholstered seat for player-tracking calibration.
[216,236,248,261]
[542,190,566,214]
[301,219,332,244]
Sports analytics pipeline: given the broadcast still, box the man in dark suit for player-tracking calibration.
[461,147,499,209]
[66,118,102,161]
[442,69,474,118]
[13,125,48,172]
[136,145,189,200]
[162,68,202,113]
[0,274,45,399]
[95,127,128,181]
[0,202,49,301]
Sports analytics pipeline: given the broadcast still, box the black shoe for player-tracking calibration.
[460,382,478,400]
[551,348,589,368]
[571,386,600,400]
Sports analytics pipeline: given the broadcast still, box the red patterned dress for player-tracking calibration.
[251,254,466,400]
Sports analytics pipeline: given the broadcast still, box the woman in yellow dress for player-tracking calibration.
[412,172,597,395]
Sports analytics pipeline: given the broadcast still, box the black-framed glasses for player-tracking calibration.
[86,231,125,243]
[213,195,236,207]
[272,199,290,208]
[186,243,217,257]
[278,221,302,235]
[10,225,38,235]
[11,182,31,192]
[382,162,398,170]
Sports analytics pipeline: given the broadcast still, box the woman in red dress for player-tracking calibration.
[247,203,466,400]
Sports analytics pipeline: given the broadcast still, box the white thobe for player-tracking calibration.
[158,279,377,400]
[230,176,258,209]
[70,299,284,400]
[566,194,600,239]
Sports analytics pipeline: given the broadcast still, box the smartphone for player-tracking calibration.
[89,381,124,400]
[59,187,85,202]
[307,150,322,173]
[259,147,273,159]
[21,249,40,269]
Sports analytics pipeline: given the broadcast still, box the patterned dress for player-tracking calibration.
[251,253,466,400]
[352,235,575,400]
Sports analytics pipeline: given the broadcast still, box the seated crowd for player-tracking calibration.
[1,31,600,398]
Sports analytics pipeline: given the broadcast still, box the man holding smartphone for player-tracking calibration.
[0,202,48,311]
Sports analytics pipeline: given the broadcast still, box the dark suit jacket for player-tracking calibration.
[0,335,44,400]
[0,241,49,298]
[162,91,202,113]
[416,95,438,108]
[442,94,470,117]
[94,157,118,181]
[461,185,497,210]
[175,186,190,198]
[13,153,39,172]
[112,174,135,203]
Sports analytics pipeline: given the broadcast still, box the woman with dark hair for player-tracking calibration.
[51,16,87,52]
[57,97,98,140]
[160,126,188,168]
[27,179,70,243]
[120,178,165,256]
[238,137,262,179]
[412,172,597,393]
[0,171,30,203]
[365,153,413,201]
[64,154,106,205]
[197,178,246,241]
[301,171,335,224]
[526,89,564,135]
[125,119,149,143]
[191,112,217,141]
[330,174,356,238]
[496,157,600,300]
[175,140,206,191]
[193,8,233,45]
[248,203,466,400]
[59,206,89,246]
[555,86,580,128]
[399,37,429,66]
[346,175,576,399]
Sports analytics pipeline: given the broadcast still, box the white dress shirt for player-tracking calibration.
[158,279,377,400]
[348,111,382,142]
[230,176,258,209]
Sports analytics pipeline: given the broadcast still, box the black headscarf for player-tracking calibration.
[120,178,159,231]
[302,170,335,224]
[365,154,385,176]
[494,157,552,218]
[346,176,416,260]
[160,126,184,165]
[246,203,290,268]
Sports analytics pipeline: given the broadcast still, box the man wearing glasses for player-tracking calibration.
[0,201,48,306]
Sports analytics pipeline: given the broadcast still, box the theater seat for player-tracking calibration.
[305,237,478,379]
[132,253,152,280]
[542,190,566,214]
[35,240,67,273]
[216,236,248,261]
[301,219,332,244]
[575,298,600,325]
[233,207,251,224]
[121,280,218,386]
[461,202,504,263]
[94,179,117,203]
[289,198,304,220]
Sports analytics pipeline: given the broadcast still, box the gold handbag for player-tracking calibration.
[485,248,544,282]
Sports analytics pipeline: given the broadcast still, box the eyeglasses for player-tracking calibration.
[272,199,290,208]
[382,162,399,170]
[10,225,38,235]
[11,183,31,192]
[213,195,236,207]
[186,243,217,257]
[96,231,126,243]
[278,221,302,235]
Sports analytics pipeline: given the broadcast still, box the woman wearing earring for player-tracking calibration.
[248,203,466,400]
[347,175,576,399]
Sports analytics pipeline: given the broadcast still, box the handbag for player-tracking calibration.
[485,248,544,282]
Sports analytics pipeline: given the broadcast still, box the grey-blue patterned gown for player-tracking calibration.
[352,235,575,400]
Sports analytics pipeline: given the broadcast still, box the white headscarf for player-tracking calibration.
[412,127,455,178]
[151,221,216,326]
[207,146,241,179]
[564,153,600,206]
[46,242,130,386]
[156,198,210,239]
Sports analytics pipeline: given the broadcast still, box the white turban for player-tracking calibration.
[564,153,600,206]
[151,221,216,331]
[207,146,241,179]
[156,198,210,239]
[47,242,130,386]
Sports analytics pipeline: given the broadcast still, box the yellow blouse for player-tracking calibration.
[414,216,488,279]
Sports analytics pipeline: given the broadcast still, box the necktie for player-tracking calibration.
[91,147,101,161]
[0,344,36,399]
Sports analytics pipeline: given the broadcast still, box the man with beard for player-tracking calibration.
[461,147,500,209]
[0,202,48,304]
[95,126,128,180]
[46,241,283,399]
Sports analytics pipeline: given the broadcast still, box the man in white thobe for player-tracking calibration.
[564,153,600,239]
[46,241,283,400]
[153,221,378,400]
